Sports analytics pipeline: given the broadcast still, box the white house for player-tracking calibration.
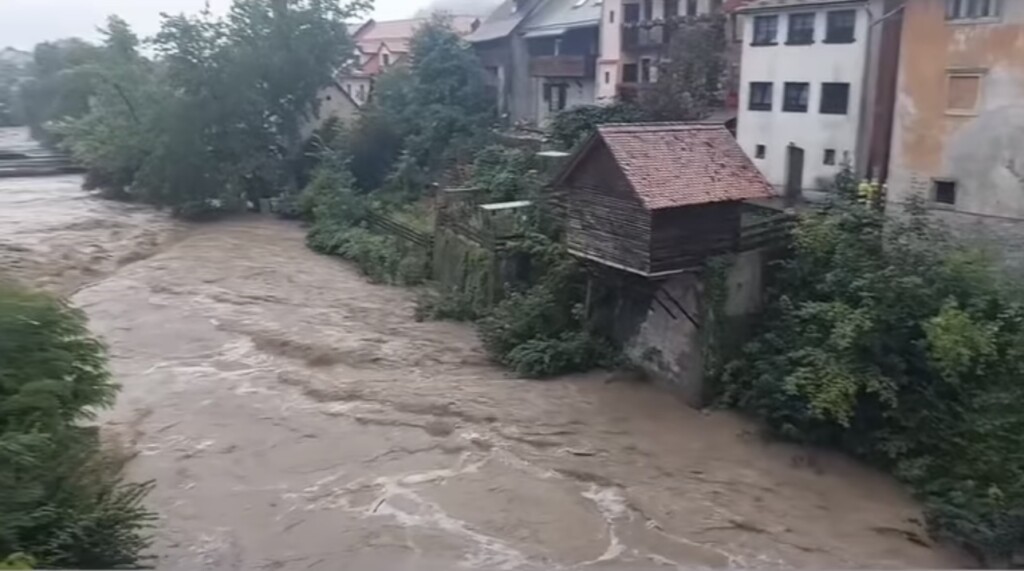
[596,0,721,103]
[736,0,885,197]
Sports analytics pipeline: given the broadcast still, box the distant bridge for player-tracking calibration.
[0,150,83,178]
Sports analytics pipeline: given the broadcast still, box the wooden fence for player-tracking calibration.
[364,210,434,249]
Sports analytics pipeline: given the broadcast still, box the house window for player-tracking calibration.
[731,14,742,42]
[820,82,850,114]
[825,10,856,43]
[755,144,766,159]
[787,13,815,44]
[752,15,778,45]
[382,53,391,67]
[356,84,366,102]
[823,149,836,165]
[610,9,616,23]
[605,71,611,84]
[622,63,639,83]
[783,82,809,112]
[665,0,679,18]
[946,0,1001,20]
[643,0,654,19]
[640,58,653,82]
[544,83,568,112]
[686,0,697,16]
[934,179,957,205]
[947,72,982,113]
[624,3,640,23]
[748,82,773,111]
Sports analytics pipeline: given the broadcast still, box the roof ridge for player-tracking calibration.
[599,121,725,130]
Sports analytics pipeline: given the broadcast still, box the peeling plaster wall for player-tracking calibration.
[888,1,1024,268]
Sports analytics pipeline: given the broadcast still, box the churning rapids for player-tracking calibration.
[0,129,966,570]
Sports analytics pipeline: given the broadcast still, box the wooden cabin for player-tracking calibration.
[551,123,775,277]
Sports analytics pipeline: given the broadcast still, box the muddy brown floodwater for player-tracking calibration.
[1,150,967,569]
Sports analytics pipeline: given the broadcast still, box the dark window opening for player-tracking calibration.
[605,71,611,84]
[820,82,850,114]
[643,0,654,20]
[640,59,652,83]
[946,0,1001,20]
[749,82,773,111]
[665,0,679,18]
[787,13,815,44]
[610,9,616,23]
[825,10,856,43]
[755,144,766,159]
[731,14,742,42]
[824,149,836,165]
[624,3,640,23]
[934,180,957,205]
[686,0,697,16]
[752,15,778,45]
[783,82,810,112]
[544,83,568,112]
[622,63,639,83]
[382,53,391,66]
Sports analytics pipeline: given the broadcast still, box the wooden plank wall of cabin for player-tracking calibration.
[564,142,652,274]
[649,203,741,274]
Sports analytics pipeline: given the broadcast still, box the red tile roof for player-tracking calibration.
[354,16,480,55]
[595,122,775,210]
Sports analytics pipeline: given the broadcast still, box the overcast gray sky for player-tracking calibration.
[0,0,462,50]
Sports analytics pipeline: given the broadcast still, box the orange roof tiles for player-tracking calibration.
[595,122,775,210]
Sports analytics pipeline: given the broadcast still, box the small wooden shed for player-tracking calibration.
[551,122,775,277]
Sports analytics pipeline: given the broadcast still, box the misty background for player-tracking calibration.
[0,0,501,51]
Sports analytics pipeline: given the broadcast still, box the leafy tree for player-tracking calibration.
[61,1,370,217]
[359,14,493,182]
[641,14,727,121]
[16,39,102,142]
[548,102,647,150]
[0,58,29,127]
[718,178,1024,564]
[0,282,154,568]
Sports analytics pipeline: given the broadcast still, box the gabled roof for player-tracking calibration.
[468,0,547,43]
[521,0,602,37]
[354,16,480,54]
[739,0,863,12]
[557,123,775,210]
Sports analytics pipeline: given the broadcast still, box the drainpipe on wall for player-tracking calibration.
[864,0,906,184]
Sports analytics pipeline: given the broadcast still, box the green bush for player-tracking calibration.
[475,235,619,378]
[717,191,1024,565]
[0,283,154,568]
[549,103,647,150]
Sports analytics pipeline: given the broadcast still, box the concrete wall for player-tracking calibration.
[301,84,359,140]
[623,249,765,406]
[737,4,876,192]
[887,0,1024,261]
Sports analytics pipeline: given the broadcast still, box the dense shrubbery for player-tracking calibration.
[717,182,1024,564]
[0,282,154,568]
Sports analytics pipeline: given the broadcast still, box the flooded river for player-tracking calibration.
[1,137,966,569]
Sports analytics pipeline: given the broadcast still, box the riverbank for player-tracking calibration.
[1,170,967,568]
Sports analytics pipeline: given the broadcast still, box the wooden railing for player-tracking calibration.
[364,210,434,249]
